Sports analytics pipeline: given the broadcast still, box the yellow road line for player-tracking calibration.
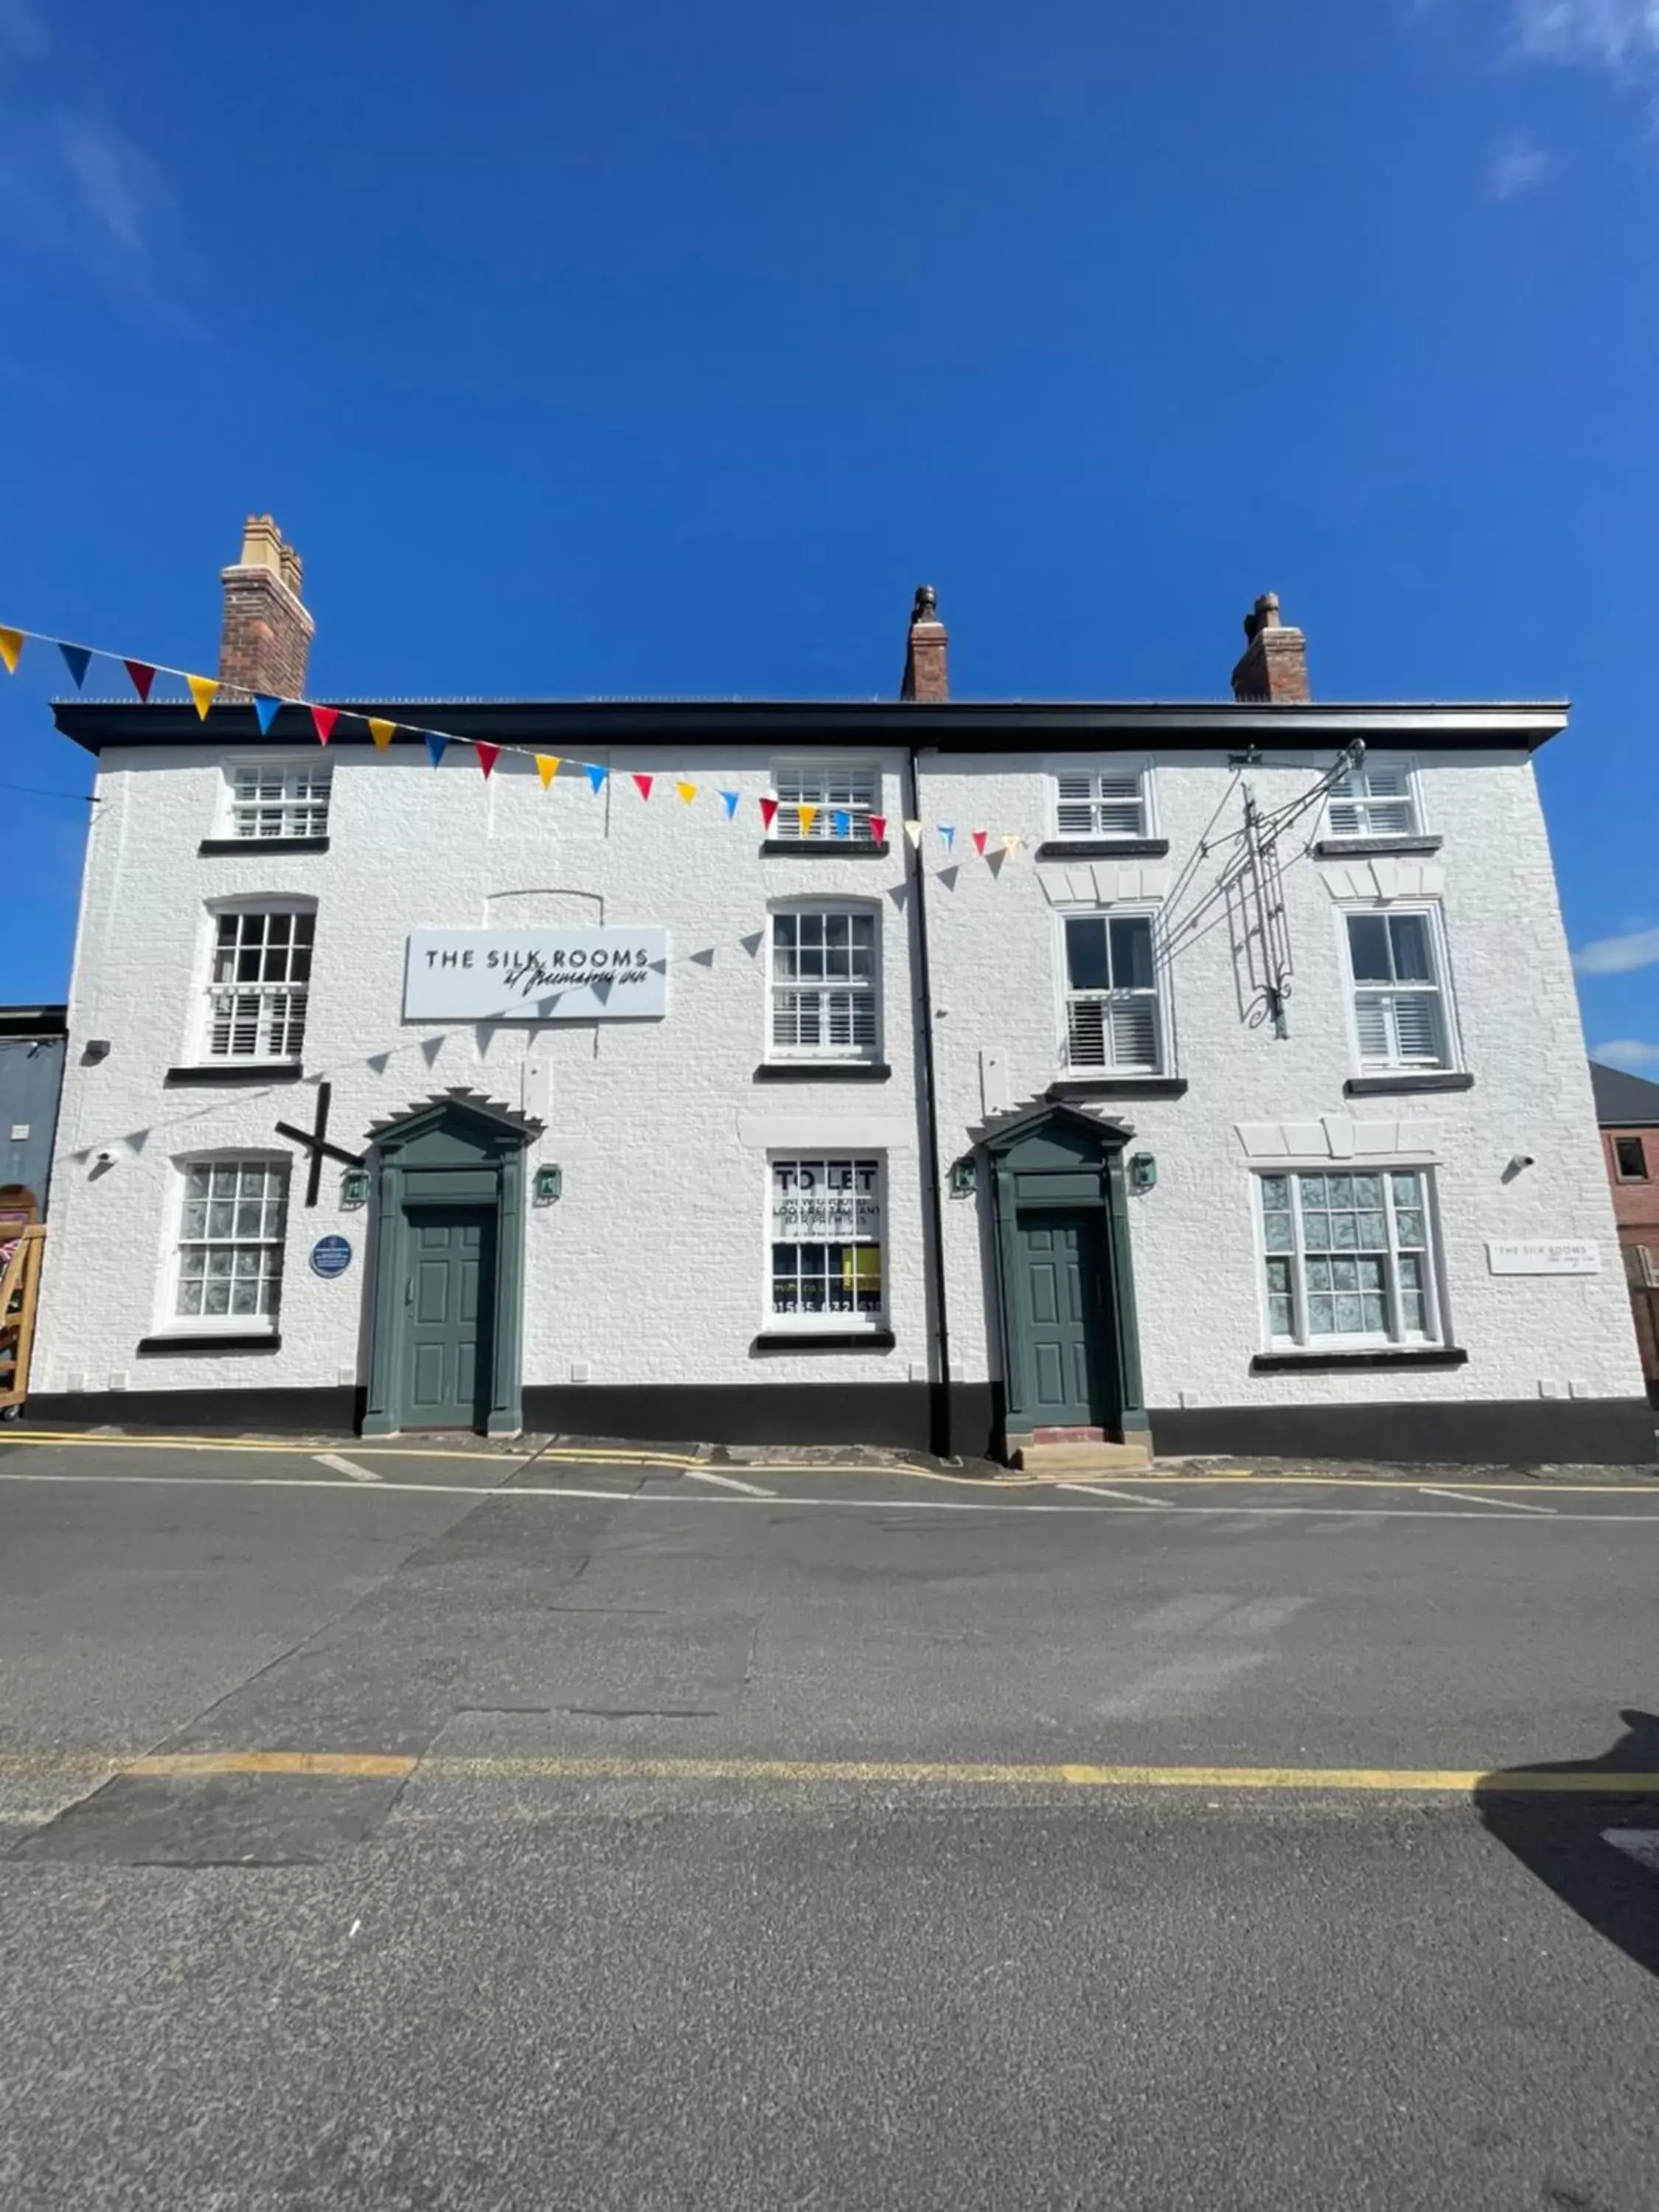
[123,1750,417,1778]
[0,1431,705,1470]
[725,1462,1032,1486]
[6,1748,1658,1794]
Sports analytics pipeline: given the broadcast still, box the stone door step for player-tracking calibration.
[1014,1438,1153,1473]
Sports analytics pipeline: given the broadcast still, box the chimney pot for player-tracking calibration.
[900,584,949,703]
[219,515,313,699]
[1231,590,1309,703]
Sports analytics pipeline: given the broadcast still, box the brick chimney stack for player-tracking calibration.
[900,584,949,702]
[1230,591,1310,703]
[218,515,314,698]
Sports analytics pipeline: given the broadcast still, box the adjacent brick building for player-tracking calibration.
[1590,1060,1659,1408]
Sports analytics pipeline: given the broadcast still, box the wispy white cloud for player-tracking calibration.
[1592,1036,1659,1068]
[0,13,198,332]
[1574,922,1659,973]
[0,104,198,330]
[1484,131,1554,195]
[1513,0,1659,71]
[52,112,168,271]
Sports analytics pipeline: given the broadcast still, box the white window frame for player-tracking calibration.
[1322,755,1423,841]
[219,756,333,841]
[766,901,882,1065]
[1054,905,1169,1076]
[768,759,882,843]
[1048,758,1155,842]
[159,1151,292,1336]
[765,1152,886,1333]
[194,897,317,1066]
[1254,1165,1447,1354]
[1338,902,1459,1074]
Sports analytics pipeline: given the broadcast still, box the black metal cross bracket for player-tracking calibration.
[275,1081,366,1208]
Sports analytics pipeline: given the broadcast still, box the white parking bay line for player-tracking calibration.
[1055,1483,1166,1508]
[682,1467,776,1498]
[313,1453,381,1484]
[1606,1829,1659,1870]
[1419,1486,1556,1516]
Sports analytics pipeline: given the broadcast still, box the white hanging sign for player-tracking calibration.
[404,928,669,1021]
[1485,1239,1601,1276]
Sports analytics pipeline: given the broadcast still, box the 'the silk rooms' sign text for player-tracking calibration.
[404,928,669,1021]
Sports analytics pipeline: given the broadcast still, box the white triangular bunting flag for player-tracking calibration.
[902,819,923,847]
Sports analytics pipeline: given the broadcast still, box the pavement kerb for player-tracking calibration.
[3,1429,1658,1492]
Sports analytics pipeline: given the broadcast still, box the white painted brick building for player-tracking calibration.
[26,551,1652,1463]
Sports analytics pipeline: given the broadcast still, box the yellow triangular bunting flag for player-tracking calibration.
[186,673,219,720]
[798,803,818,836]
[535,754,560,790]
[368,717,397,749]
[676,780,698,805]
[0,627,22,675]
[1002,832,1022,855]
[903,819,923,847]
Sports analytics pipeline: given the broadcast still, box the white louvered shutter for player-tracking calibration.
[1107,997,1158,1068]
[1055,768,1145,837]
[1329,762,1417,838]
[1389,991,1442,1063]
[1354,995,1391,1062]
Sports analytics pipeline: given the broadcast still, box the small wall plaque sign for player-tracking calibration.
[1486,1239,1600,1276]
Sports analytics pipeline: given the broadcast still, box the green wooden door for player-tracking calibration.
[402,1206,495,1430]
[1014,1208,1109,1427]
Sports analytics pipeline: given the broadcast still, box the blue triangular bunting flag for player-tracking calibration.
[425,733,448,769]
[58,642,91,690]
[252,694,282,735]
[585,764,608,794]
[720,790,739,819]
[940,825,956,849]
[832,810,850,838]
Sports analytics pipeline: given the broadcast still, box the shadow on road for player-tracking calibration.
[1475,1708,1659,1980]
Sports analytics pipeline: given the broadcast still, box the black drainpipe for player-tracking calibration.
[904,743,953,1460]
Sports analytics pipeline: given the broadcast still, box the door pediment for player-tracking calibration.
[368,1087,543,1166]
[977,1100,1131,1172]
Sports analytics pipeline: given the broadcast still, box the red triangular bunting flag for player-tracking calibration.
[633,773,654,800]
[476,742,500,779]
[124,659,156,700]
[759,796,779,830]
[869,815,887,843]
[310,705,339,745]
[972,830,988,856]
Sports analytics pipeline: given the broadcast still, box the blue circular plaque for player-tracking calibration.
[310,1234,353,1279]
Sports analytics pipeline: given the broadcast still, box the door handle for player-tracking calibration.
[405,1275,414,1307]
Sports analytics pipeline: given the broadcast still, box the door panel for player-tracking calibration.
[1014,1210,1110,1427]
[402,1207,494,1429]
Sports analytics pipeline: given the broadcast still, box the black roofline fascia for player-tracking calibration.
[53,698,1571,756]
[0,1004,68,1037]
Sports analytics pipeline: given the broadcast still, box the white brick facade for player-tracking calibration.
[30,706,1651,1463]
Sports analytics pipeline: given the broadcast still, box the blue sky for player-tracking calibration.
[1,0,1656,1068]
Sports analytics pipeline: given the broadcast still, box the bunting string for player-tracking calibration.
[0,618,1032,866]
[50,866,984,1169]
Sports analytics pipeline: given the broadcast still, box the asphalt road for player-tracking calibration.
[1,1434,1657,2211]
